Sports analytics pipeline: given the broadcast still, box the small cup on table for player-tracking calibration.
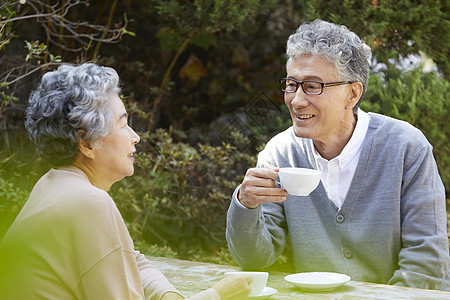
[224,271,269,296]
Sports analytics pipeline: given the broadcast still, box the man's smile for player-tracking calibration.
[295,113,314,120]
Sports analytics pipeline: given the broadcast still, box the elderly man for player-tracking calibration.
[226,19,449,290]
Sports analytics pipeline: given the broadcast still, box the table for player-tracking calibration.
[149,256,450,299]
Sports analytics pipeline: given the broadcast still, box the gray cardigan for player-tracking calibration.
[226,113,449,290]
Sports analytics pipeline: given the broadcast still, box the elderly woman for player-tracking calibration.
[0,63,251,299]
[226,19,449,290]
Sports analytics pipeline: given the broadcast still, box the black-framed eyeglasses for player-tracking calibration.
[279,78,354,95]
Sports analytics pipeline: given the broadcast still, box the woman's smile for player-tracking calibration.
[128,151,136,162]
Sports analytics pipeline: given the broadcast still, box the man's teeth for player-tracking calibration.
[298,114,313,119]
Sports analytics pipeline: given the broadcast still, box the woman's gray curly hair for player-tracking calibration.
[286,19,371,110]
[25,63,121,167]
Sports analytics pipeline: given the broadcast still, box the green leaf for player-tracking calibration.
[155,27,185,51]
[191,32,216,49]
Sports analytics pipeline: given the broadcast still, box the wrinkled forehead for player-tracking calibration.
[287,55,338,81]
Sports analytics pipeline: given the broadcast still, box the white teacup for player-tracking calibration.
[224,271,268,296]
[278,167,321,196]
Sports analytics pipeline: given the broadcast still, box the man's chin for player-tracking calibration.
[293,127,311,139]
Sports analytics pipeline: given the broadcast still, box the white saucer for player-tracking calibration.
[284,272,351,291]
[249,287,277,298]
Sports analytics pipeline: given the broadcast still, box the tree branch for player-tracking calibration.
[3,62,60,86]
[148,33,194,129]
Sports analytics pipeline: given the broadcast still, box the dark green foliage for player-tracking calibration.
[110,128,256,258]
[0,173,29,238]
[152,0,275,36]
[302,0,450,78]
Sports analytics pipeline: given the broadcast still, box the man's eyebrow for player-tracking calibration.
[287,75,323,81]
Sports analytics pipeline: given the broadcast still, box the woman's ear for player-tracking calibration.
[346,82,363,110]
[77,129,95,159]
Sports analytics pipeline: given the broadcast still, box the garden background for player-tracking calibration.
[1,0,449,272]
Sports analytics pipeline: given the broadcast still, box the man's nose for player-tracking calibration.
[290,88,310,107]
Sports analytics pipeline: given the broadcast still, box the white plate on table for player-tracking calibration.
[284,272,351,291]
[249,287,277,298]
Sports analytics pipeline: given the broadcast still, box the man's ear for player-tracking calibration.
[346,82,363,110]
[77,129,95,159]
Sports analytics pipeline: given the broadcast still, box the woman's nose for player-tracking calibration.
[130,127,140,144]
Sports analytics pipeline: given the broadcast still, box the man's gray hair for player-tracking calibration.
[286,19,371,109]
[25,63,121,166]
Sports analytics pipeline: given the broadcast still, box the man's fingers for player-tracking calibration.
[240,186,288,205]
[262,163,279,171]
[242,175,277,189]
[245,186,287,197]
[245,167,279,181]
[239,166,288,208]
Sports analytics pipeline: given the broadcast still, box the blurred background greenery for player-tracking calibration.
[1,0,448,272]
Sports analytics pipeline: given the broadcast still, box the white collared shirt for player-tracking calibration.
[310,109,370,208]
